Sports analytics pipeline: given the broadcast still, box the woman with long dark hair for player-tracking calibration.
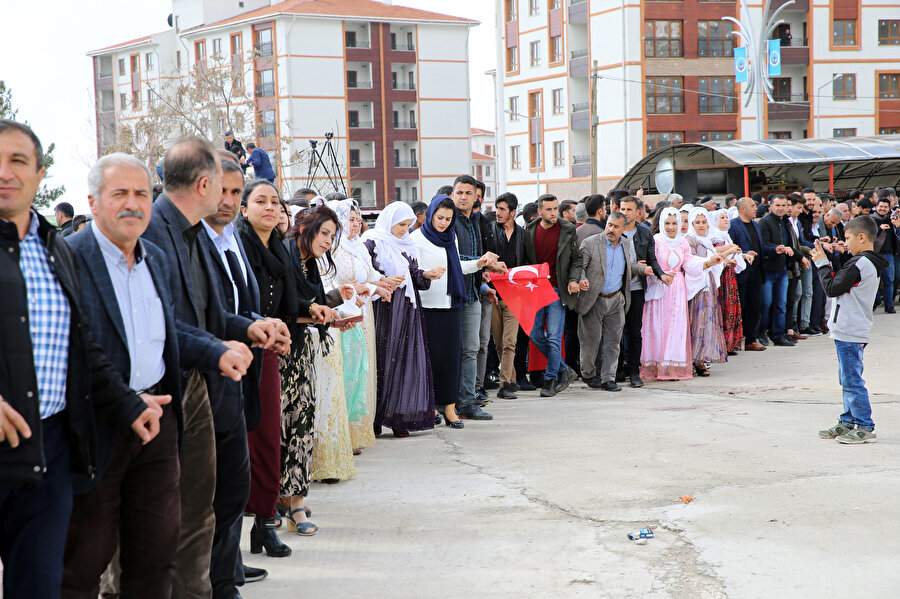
[362,202,445,437]
[279,206,349,535]
[234,179,297,555]
[411,195,497,428]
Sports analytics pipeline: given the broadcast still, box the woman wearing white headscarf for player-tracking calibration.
[362,202,446,437]
[641,207,723,380]
[684,207,736,376]
[711,208,753,354]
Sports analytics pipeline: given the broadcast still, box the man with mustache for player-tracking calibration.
[574,213,634,391]
[61,153,252,598]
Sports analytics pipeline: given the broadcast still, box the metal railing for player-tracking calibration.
[392,82,416,90]
[348,81,373,89]
[570,48,589,59]
[350,160,376,168]
[773,37,809,46]
[394,161,419,168]
[571,102,589,112]
[349,121,374,129]
[257,124,276,138]
[391,43,416,51]
[572,154,590,164]
[255,42,273,57]
[772,93,809,102]
[255,83,275,97]
[394,121,417,129]
[346,41,371,49]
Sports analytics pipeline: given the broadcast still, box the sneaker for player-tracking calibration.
[758,333,770,346]
[585,375,604,389]
[629,375,643,388]
[540,380,557,398]
[819,422,855,439]
[554,366,577,393]
[475,388,489,402]
[458,405,493,420]
[836,428,876,444]
[517,378,537,391]
[497,383,518,400]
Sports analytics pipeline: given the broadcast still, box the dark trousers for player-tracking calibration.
[210,418,251,599]
[786,274,799,331]
[811,270,826,328]
[738,265,763,343]
[514,327,529,381]
[246,350,281,518]
[618,289,645,376]
[62,408,180,599]
[564,307,581,376]
[0,412,71,599]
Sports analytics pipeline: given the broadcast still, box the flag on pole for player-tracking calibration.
[767,39,781,76]
[733,46,748,83]
[489,263,558,335]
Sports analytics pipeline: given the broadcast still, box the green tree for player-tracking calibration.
[0,81,66,210]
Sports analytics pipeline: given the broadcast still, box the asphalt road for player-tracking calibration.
[241,315,900,599]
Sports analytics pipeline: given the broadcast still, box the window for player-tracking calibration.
[486,166,491,176]
[348,111,359,127]
[699,77,736,113]
[698,21,734,57]
[769,131,792,139]
[511,145,521,169]
[645,77,683,114]
[530,141,543,169]
[119,92,127,109]
[485,144,493,155]
[176,51,182,69]
[347,70,358,88]
[833,74,856,99]
[350,149,360,167]
[550,0,562,7]
[412,186,418,201]
[529,91,542,117]
[530,41,541,67]
[411,149,417,167]
[259,110,276,137]
[644,20,682,58]
[195,40,206,63]
[771,77,792,101]
[346,31,357,48]
[879,20,900,45]
[145,52,153,70]
[131,89,141,110]
[476,164,483,179]
[550,36,562,63]
[881,127,900,134]
[646,132,683,152]
[130,54,139,73]
[553,140,565,166]
[256,69,274,97]
[552,88,563,114]
[409,110,417,127]
[699,131,736,142]
[392,111,399,128]
[833,20,856,46]
[256,29,273,57]
[509,96,519,119]
[507,46,518,72]
[879,74,900,99]
[99,90,114,112]
[118,58,125,76]
[506,0,517,21]
[395,187,402,202]
[530,0,540,15]
[833,128,856,137]
[212,38,222,57]
[231,33,242,56]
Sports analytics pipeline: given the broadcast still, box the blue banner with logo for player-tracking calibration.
[767,39,781,76]
[734,47,748,83]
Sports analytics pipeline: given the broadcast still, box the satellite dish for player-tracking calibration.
[167,13,173,27]
[654,157,675,195]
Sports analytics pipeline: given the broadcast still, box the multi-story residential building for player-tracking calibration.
[494,0,900,199]
[470,127,498,205]
[88,0,476,208]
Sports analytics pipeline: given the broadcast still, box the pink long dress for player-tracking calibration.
[640,237,704,380]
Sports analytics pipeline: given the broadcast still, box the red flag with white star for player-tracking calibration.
[489,263,558,335]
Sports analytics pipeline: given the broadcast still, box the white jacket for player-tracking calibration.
[410,228,481,309]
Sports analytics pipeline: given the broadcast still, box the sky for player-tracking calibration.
[1,0,497,214]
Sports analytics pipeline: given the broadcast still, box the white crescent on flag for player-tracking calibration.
[507,265,541,291]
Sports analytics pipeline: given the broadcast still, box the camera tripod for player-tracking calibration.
[306,132,348,196]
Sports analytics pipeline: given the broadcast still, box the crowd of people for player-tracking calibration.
[0,115,894,599]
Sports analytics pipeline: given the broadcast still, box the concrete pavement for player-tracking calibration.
[241,316,900,598]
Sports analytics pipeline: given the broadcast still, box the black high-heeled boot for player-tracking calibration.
[250,516,292,557]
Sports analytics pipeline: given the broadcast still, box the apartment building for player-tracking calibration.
[88,0,477,208]
[470,127,499,205]
[495,0,900,200]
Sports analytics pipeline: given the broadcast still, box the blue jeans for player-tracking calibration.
[875,253,895,309]
[799,264,813,329]
[529,294,567,381]
[834,340,874,430]
[457,300,482,407]
[760,269,788,339]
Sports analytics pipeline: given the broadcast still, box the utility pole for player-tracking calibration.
[590,61,598,195]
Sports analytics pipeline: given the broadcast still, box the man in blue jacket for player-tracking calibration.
[246,142,275,183]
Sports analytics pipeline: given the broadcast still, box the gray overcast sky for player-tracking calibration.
[2,0,496,213]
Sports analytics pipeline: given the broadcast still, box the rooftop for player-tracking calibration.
[472,151,494,161]
[88,33,159,55]
[471,127,494,136]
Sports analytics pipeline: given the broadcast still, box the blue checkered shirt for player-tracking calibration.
[19,212,70,419]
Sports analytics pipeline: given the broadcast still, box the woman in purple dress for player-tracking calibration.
[362,202,446,437]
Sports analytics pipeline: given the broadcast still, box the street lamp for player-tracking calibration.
[816,74,843,138]
[504,109,541,199]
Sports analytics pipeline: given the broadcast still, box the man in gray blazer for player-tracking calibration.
[575,213,634,391]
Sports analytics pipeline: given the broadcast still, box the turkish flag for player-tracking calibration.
[489,263,558,335]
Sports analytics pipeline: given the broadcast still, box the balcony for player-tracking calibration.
[568,0,588,24]
[569,53,589,77]
[394,121,417,129]
[773,37,809,66]
[391,43,415,52]
[346,41,371,49]
[255,83,275,98]
[572,154,591,178]
[771,0,808,9]
[571,103,590,130]
[392,82,416,91]
[348,80,373,89]
[768,93,809,120]
[350,160,376,169]
[394,160,419,168]
[257,123,276,138]
[349,121,374,129]
[255,42,273,57]
[570,48,589,59]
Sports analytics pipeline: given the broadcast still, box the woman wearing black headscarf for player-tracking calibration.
[411,195,498,428]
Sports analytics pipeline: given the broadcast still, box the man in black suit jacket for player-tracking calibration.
[141,138,283,598]
[614,196,668,387]
[728,197,778,350]
[757,194,797,346]
[62,154,250,598]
